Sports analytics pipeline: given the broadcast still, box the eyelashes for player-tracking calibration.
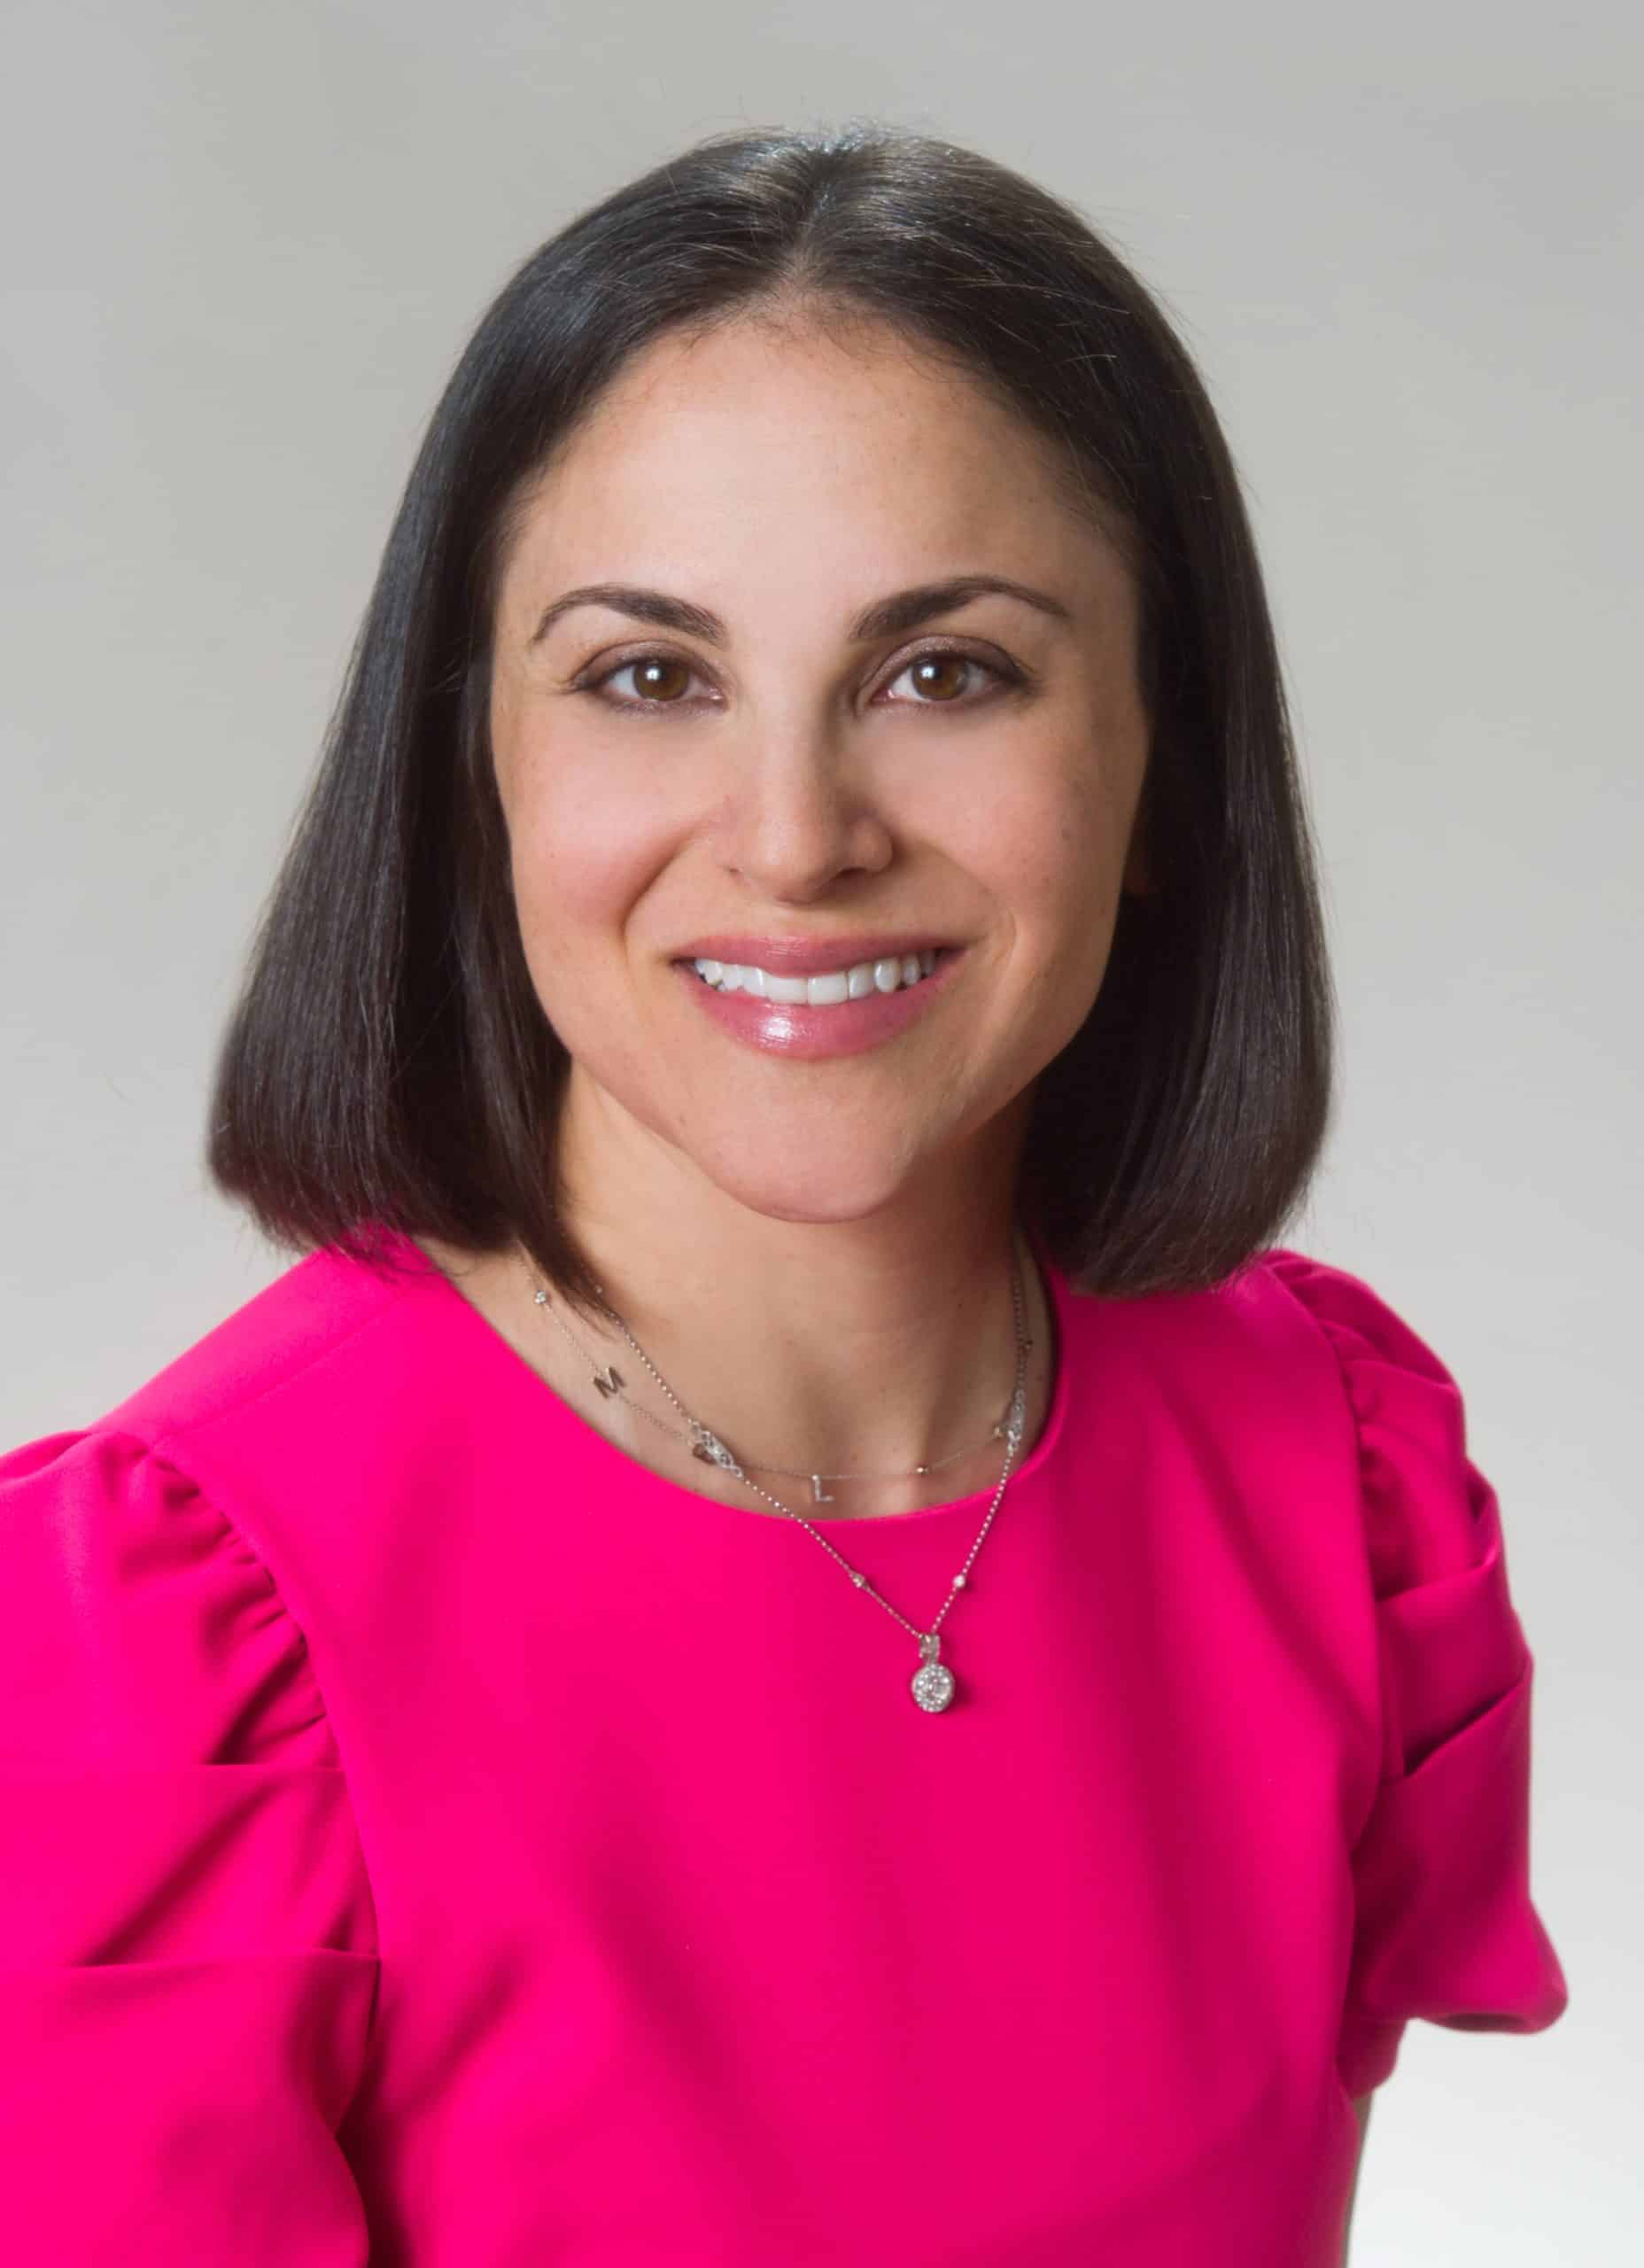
[571,643,1027,715]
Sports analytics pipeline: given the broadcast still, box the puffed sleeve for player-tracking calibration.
[0,1427,380,2262]
[1263,1251,1570,2099]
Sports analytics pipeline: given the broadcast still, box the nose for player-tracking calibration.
[711,719,896,902]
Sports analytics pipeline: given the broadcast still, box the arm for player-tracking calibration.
[0,1430,379,2260]
[1340,2092,1373,2265]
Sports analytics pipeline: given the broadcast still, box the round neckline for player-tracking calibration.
[376,1222,1075,1528]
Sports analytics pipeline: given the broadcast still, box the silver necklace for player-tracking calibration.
[525,1232,1035,1713]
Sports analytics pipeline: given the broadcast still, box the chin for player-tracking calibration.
[685,1132,934,1229]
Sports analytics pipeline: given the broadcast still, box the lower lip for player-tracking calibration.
[672,950,965,1060]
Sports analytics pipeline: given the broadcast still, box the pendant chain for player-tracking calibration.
[524,1231,1036,1711]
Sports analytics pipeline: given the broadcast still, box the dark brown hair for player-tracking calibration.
[206,118,1335,1317]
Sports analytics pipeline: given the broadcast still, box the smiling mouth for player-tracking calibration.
[677,946,958,1006]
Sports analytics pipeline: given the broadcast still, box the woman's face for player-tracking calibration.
[486,313,1153,1231]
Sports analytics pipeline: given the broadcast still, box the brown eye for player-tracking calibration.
[603,654,697,703]
[907,655,970,702]
[575,649,712,709]
[882,649,1016,706]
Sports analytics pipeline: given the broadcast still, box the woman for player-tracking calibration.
[0,121,1568,2264]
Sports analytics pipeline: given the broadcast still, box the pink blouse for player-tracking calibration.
[0,1230,1569,2264]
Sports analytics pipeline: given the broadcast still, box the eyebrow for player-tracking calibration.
[527,574,1074,649]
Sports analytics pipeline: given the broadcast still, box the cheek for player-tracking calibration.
[983,754,1125,927]
[503,813,652,1069]
[503,754,671,963]
[1004,765,1134,1019]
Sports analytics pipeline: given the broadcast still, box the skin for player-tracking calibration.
[420,308,1155,1513]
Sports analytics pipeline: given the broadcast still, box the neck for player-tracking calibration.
[580,1220,1035,1489]
[547,1105,1044,1511]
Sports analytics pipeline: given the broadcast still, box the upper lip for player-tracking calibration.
[672,934,958,975]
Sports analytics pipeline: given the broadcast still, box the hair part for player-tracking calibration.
[206,117,1335,1319]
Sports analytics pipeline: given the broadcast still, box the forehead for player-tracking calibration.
[495,315,1122,610]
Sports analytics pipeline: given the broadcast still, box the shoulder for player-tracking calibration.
[0,1424,341,1771]
[1247,1247,1508,1598]
[1129,1244,1486,1505]
[1081,1243,1517,1654]
[1163,1240,1464,1396]
[0,1246,408,1951]
[1067,1241,1451,1468]
[7,1227,467,1542]
[0,1227,452,1766]
[91,1226,437,1454]
[1252,1244,1464,1394]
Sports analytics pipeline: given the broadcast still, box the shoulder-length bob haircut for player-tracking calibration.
[207,118,1335,1317]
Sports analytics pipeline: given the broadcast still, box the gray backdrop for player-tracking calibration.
[3,2,1638,2256]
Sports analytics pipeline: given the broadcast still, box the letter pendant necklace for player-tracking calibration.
[526,1233,1035,1713]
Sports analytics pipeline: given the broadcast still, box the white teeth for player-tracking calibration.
[691,948,944,1004]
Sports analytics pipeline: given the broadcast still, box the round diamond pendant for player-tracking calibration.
[911,1632,957,1713]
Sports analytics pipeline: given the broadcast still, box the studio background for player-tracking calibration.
[2,2,1637,2257]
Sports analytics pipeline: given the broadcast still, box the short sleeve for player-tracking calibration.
[0,1428,380,2262]
[1262,1252,1571,2099]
